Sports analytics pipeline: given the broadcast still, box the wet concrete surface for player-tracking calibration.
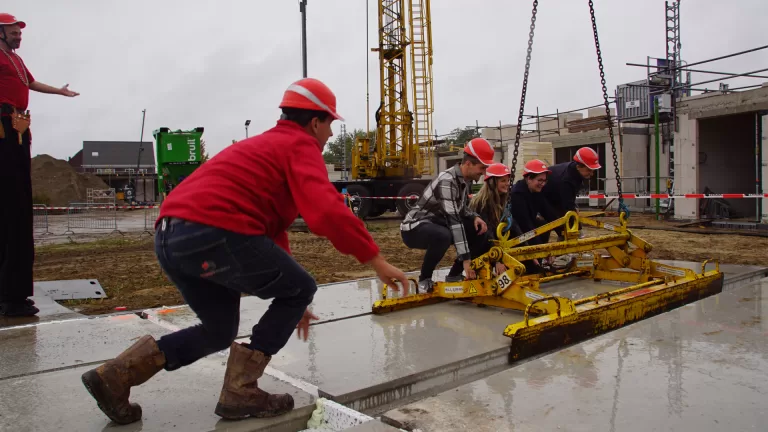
[258,300,521,412]
[0,314,170,380]
[0,356,316,432]
[382,277,768,432]
[0,292,83,328]
[143,277,382,338]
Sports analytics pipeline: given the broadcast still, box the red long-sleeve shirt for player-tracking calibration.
[0,50,35,111]
[157,120,380,263]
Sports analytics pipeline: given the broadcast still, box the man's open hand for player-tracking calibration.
[296,308,319,341]
[474,217,487,235]
[59,84,79,97]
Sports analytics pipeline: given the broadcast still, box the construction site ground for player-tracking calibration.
[31,212,768,315]
[3,257,767,431]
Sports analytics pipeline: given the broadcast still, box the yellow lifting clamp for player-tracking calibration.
[374,211,725,363]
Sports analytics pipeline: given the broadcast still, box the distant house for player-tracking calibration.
[71,141,156,175]
[69,141,157,202]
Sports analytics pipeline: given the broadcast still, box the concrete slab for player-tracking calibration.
[382,277,768,432]
[144,277,381,338]
[0,292,82,329]
[260,300,522,413]
[141,268,454,338]
[0,356,316,432]
[34,278,107,300]
[0,314,170,380]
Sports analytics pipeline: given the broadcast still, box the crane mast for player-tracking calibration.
[352,0,434,180]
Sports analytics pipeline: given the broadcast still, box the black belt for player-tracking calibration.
[0,104,21,115]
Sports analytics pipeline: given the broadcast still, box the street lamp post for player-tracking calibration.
[300,0,308,77]
[245,120,251,138]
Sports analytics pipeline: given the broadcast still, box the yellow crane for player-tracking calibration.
[339,0,436,218]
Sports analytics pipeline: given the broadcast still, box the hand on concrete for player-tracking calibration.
[296,308,319,341]
[463,260,476,280]
[474,217,487,235]
[369,255,409,295]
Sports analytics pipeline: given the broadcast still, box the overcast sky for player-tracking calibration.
[12,0,767,161]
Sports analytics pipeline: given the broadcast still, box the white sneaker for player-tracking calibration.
[417,279,434,294]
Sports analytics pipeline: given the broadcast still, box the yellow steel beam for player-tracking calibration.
[505,270,724,361]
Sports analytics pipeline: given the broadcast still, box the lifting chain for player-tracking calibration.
[501,0,538,233]
[588,0,629,218]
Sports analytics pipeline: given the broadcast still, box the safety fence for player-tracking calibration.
[30,191,767,237]
[63,203,120,235]
[33,205,53,236]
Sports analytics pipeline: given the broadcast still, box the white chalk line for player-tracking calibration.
[140,309,320,397]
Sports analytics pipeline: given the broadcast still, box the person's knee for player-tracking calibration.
[433,228,452,249]
[293,270,317,305]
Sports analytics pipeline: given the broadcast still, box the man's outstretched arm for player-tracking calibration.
[29,81,79,97]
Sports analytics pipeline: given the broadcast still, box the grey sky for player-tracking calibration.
[12,0,767,161]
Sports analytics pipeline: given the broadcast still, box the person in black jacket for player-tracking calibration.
[509,159,558,274]
[541,147,601,221]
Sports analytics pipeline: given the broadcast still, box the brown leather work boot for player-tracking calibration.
[81,335,166,425]
[214,342,294,420]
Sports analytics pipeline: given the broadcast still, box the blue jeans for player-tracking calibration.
[154,217,317,371]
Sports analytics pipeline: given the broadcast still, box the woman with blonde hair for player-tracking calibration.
[470,163,512,240]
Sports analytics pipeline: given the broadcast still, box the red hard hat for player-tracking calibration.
[279,78,344,121]
[463,138,495,166]
[484,163,510,180]
[573,147,601,170]
[523,159,551,175]
[0,13,25,28]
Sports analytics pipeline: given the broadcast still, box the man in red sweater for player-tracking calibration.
[81,78,409,425]
[0,13,79,317]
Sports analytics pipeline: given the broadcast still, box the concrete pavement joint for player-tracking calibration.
[0,359,106,382]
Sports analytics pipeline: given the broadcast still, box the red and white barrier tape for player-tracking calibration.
[31,193,768,211]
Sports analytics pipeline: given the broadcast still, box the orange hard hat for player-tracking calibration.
[484,163,511,180]
[523,159,551,175]
[573,147,601,170]
[0,13,25,28]
[463,138,495,166]
[279,78,344,121]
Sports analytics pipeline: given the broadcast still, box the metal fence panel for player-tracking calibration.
[144,207,160,233]
[64,203,119,234]
[33,204,52,236]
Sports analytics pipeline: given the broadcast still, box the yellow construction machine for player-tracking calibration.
[372,0,725,363]
[373,211,724,361]
[337,0,436,218]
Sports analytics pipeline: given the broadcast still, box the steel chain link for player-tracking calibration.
[588,0,628,217]
[504,0,538,222]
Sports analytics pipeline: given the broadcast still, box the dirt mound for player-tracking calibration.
[31,155,112,207]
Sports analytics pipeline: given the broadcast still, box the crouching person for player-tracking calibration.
[80,78,408,425]
[401,138,495,292]
[509,160,557,274]
[468,162,513,276]
[541,146,600,238]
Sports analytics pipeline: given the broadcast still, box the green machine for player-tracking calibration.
[153,127,204,199]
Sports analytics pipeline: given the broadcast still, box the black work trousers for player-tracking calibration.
[401,218,491,281]
[0,108,34,303]
[154,218,317,371]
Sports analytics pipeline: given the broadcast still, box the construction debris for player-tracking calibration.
[31,155,111,207]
